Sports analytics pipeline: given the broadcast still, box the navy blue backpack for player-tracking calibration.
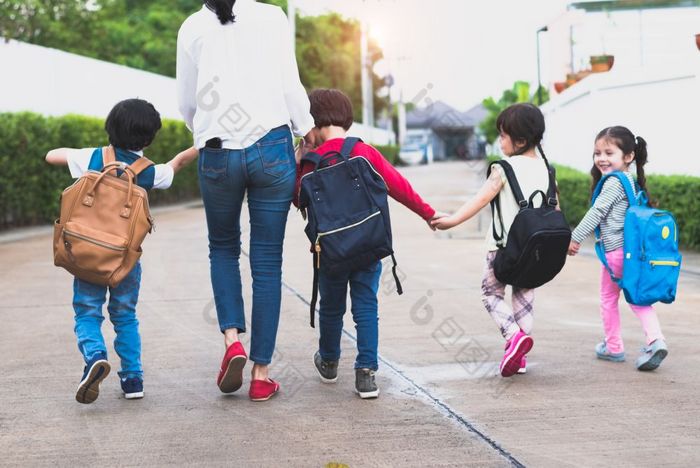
[298,137,403,327]
[592,172,681,305]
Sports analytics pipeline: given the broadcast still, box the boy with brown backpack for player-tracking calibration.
[46,98,197,403]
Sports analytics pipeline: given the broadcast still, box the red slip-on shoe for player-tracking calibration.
[217,342,247,393]
[249,378,280,402]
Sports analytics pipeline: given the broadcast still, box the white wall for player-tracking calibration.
[0,40,395,146]
[0,40,181,120]
[545,6,700,88]
[541,61,700,176]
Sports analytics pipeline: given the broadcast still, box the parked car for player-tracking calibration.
[399,133,434,165]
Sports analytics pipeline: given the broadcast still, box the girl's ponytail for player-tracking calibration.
[634,136,649,195]
[205,0,236,25]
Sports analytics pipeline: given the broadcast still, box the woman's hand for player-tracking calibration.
[568,241,581,256]
[427,212,450,231]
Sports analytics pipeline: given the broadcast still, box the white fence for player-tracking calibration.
[0,40,395,146]
[541,60,700,177]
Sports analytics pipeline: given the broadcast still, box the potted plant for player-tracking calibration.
[554,81,567,94]
[696,33,700,51]
[566,73,578,87]
[590,55,614,73]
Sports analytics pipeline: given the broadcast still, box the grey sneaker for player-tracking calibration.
[313,351,339,383]
[355,368,379,399]
[636,339,668,371]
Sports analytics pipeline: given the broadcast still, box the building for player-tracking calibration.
[540,1,700,176]
[405,101,487,161]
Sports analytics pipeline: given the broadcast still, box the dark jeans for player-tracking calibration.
[198,126,295,365]
[318,261,382,370]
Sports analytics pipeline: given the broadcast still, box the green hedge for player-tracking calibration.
[0,112,198,229]
[375,144,400,166]
[486,155,700,249]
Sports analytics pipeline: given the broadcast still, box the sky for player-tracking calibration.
[294,0,574,111]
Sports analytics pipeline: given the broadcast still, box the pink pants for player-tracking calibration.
[600,248,665,353]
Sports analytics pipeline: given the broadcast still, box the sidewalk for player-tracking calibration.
[1,161,699,467]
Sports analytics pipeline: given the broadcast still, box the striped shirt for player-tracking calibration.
[571,172,636,252]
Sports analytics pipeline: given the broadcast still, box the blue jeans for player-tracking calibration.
[198,126,295,365]
[318,261,382,370]
[73,262,142,379]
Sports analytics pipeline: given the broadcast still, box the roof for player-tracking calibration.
[569,0,699,12]
[406,101,487,130]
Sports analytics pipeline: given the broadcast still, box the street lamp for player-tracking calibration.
[536,25,548,105]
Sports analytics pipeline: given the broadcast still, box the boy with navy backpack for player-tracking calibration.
[293,89,439,398]
[568,126,679,371]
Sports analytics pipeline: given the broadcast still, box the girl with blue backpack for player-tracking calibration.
[568,126,675,371]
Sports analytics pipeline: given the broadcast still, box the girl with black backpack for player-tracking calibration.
[432,103,564,378]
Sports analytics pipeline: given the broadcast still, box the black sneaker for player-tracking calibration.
[76,352,110,404]
[120,377,144,399]
[355,368,379,399]
[313,351,338,383]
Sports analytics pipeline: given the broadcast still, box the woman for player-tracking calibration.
[177,0,315,401]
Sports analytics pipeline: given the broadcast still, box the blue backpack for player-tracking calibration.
[298,137,403,327]
[592,172,681,306]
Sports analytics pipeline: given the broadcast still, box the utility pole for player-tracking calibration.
[361,22,374,127]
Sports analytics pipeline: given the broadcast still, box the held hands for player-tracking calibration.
[568,241,581,256]
[429,212,454,231]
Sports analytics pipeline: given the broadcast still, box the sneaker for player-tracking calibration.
[517,356,527,375]
[595,342,626,362]
[120,377,144,399]
[355,368,379,399]
[636,339,668,371]
[75,352,110,404]
[500,331,534,377]
[217,341,247,394]
[249,379,280,402]
[313,351,339,383]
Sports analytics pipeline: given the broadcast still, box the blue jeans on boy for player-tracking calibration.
[198,126,295,365]
[73,262,142,379]
[318,261,382,370]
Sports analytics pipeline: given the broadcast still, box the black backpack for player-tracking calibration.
[299,137,403,327]
[488,158,571,289]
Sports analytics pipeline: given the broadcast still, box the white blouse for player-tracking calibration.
[176,0,314,149]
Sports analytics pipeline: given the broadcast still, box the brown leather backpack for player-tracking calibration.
[53,146,155,287]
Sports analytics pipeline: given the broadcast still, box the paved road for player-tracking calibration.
[1,161,698,467]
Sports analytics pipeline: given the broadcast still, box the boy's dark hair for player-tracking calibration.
[591,126,649,198]
[309,89,354,131]
[496,103,546,157]
[105,99,162,151]
[204,0,236,25]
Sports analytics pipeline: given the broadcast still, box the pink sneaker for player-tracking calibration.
[500,331,533,377]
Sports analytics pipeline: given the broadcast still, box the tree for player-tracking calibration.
[479,81,550,144]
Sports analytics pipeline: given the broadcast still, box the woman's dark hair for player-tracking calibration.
[496,103,547,159]
[590,126,649,198]
[105,99,162,151]
[308,89,354,131]
[204,0,236,25]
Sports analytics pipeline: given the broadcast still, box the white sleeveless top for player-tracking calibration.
[485,155,551,251]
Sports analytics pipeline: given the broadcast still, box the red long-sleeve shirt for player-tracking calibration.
[293,138,435,220]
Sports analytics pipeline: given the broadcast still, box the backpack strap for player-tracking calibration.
[487,160,526,247]
[310,251,319,328]
[591,172,637,285]
[340,137,361,159]
[127,157,155,176]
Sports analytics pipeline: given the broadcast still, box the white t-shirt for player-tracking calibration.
[66,148,175,190]
[486,155,552,251]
